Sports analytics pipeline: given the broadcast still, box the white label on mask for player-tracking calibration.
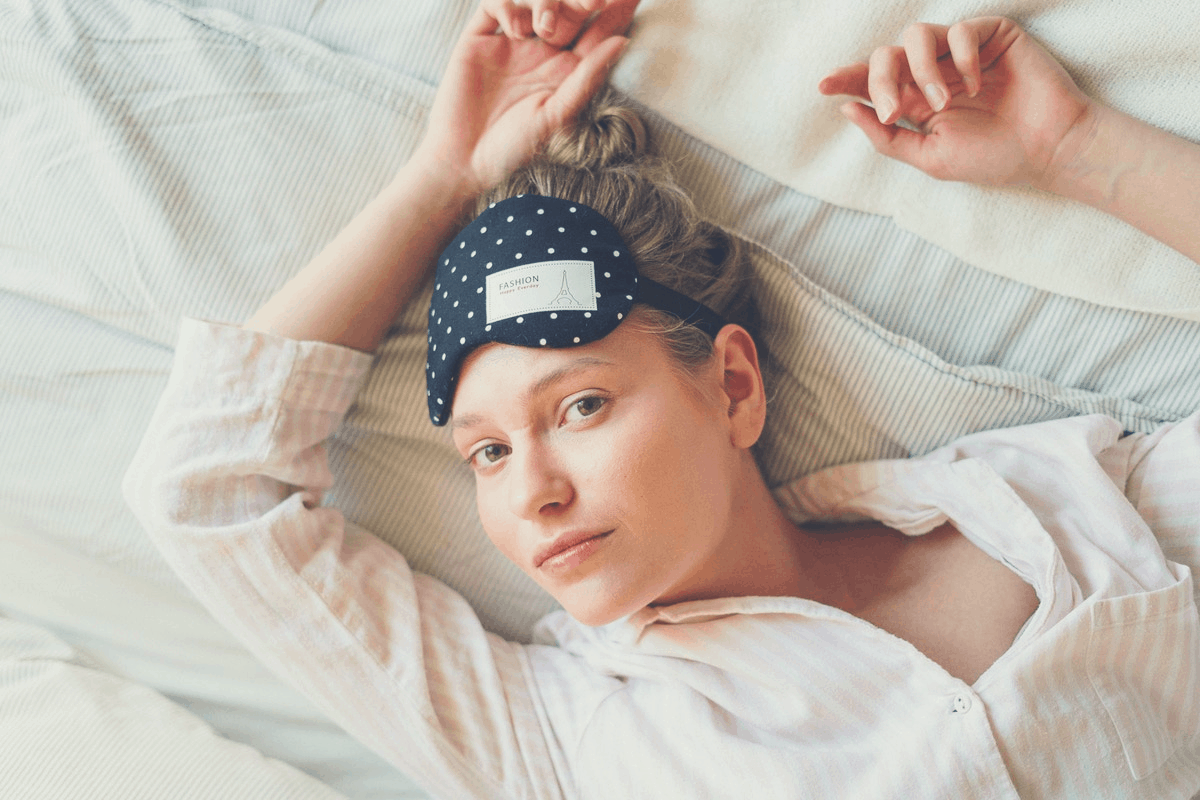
[485,260,597,324]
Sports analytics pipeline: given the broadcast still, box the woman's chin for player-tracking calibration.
[557,588,645,628]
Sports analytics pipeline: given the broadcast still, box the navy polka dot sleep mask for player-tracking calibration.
[425,194,727,426]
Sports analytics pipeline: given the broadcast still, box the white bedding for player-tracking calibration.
[2,0,1199,798]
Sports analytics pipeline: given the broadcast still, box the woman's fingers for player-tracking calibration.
[817,63,869,100]
[540,0,635,50]
[476,0,637,52]
[468,1,508,36]
[822,18,1011,119]
[479,0,626,48]
[838,101,944,177]
[547,34,629,123]
[866,46,907,124]
[531,0,600,40]
[946,21,982,97]
[530,0,556,38]
[479,0,534,39]
[572,0,638,55]
[903,23,950,111]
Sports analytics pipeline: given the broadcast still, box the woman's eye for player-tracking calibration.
[566,395,606,422]
[469,443,510,468]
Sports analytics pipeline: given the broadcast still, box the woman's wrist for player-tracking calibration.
[244,152,484,351]
[1036,100,1200,263]
[388,151,480,221]
[1037,101,1121,204]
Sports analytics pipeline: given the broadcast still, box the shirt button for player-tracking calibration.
[951,693,973,714]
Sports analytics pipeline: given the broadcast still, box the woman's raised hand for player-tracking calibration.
[248,0,637,351]
[818,18,1092,189]
[415,0,638,198]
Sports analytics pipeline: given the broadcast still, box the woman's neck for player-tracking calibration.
[654,453,874,608]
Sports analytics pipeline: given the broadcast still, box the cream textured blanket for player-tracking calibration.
[613,0,1200,320]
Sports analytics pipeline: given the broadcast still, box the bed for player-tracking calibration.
[2,0,1198,797]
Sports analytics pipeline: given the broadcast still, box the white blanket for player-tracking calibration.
[612,0,1200,320]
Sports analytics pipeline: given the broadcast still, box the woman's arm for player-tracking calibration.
[245,0,637,352]
[125,6,640,795]
[1045,102,1200,265]
[818,18,1200,264]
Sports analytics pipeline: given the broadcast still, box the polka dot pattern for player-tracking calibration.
[425,194,725,426]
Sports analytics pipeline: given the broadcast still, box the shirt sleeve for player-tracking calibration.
[122,319,571,800]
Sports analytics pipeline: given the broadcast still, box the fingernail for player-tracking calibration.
[964,75,978,97]
[875,100,894,123]
[924,83,947,111]
[540,11,555,36]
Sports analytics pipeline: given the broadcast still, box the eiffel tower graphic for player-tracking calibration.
[550,270,582,307]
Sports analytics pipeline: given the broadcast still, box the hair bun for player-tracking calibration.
[542,90,649,170]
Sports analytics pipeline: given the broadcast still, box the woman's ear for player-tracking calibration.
[713,325,766,449]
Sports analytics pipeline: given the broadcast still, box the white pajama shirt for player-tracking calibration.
[124,319,1200,800]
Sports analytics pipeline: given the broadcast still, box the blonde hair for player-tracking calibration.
[478,89,757,378]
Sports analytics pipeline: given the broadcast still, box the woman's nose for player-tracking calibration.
[507,445,574,519]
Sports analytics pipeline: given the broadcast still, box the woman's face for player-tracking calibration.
[449,321,745,626]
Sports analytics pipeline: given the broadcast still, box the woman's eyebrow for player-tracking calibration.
[450,413,488,432]
[450,356,614,432]
[523,356,614,402]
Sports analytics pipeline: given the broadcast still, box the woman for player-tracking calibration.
[125,1,1200,798]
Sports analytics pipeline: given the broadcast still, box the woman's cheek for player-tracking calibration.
[476,484,519,563]
[608,408,688,513]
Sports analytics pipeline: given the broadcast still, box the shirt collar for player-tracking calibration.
[609,594,845,645]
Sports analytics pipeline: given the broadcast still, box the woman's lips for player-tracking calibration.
[535,530,612,576]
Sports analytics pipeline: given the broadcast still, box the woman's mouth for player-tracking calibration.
[535,530,613,576]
